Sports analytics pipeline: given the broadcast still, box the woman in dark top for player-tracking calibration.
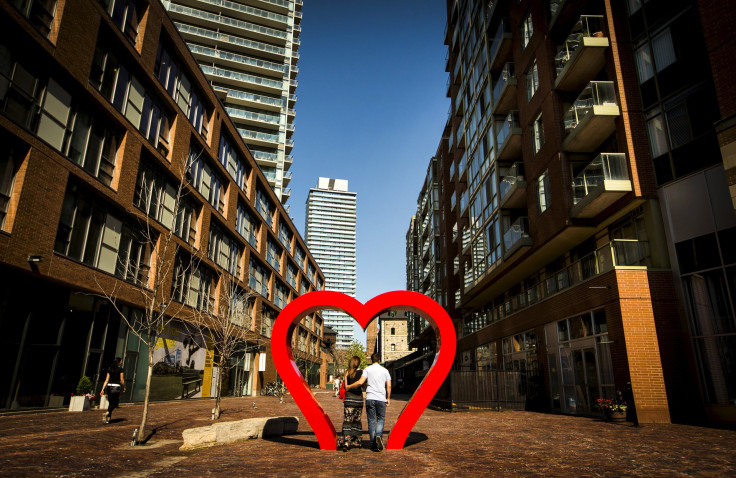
[100,357,125,424]
[339,355,364,451]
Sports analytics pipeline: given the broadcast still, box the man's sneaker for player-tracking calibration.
[375,436,384,451]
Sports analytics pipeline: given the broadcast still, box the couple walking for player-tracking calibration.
[340,352,392,452]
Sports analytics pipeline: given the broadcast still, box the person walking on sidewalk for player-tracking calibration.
[345,352,391,451]
[338,356,364,451]
[100,357,125,424]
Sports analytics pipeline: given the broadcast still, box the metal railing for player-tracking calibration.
[563,81,617,132]
[555,15,606,75]
[572,153,629,204]
[493,62,515,105]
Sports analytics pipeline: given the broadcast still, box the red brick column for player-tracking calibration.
[616,269,670,423]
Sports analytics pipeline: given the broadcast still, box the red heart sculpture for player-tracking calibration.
[271,290,456,450]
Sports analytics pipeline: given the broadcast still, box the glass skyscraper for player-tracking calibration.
[306,178,357,348]
[163,0,300,206]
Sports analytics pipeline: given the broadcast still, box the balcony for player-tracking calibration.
[554,16,609,92]
[495,111,522,160]
[492,63,517,115]
[503,216,532,259]
[489,18,512,71]
[570,153,632,218]
[283,170,292,185]
[562,81,620,152]
[200,65,283,94]
[499,162,527,209]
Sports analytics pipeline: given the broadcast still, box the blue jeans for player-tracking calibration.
[365,399,386,445]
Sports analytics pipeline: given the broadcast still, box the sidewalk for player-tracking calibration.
[1,392,735,477]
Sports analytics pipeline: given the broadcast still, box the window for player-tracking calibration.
[134,161,197,244]
[278,221,292,251]
[266,239,281,271]
[526,60,538,102]
[537,171,550,214]
[260,305,275,337]
[208,221,240,276]
[171,254,213,312]
[255,187,274,227]
[0,46,43,130]
[91,45,171,155]
[155,42,209,137]
[54,183,150,285]
[10,0,57,37]
[218,135,248,191]
[98,0,141,44]
[188,146,225,214]
[521,12,533,50]
[274,281,288,309]
[391,327,396,335]
[294,245,305,270]
[391,344,395,351]
[635,28,675,83]
[307,262,315,283]
[236,203,259,248]
[0,138,25,230]
[249,258,269,298]
[287,263,297,289]
[532,114,544,155]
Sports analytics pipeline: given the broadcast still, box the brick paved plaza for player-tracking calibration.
[1,393,734,477]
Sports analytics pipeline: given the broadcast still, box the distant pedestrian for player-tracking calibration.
[334,377,341,397]
[346,352,391,451]
[339,356,364,451]
[100,358,125,424]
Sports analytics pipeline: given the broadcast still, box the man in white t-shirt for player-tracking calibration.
[346,352,391,451]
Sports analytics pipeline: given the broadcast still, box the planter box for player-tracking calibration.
[68,396,90,412]
[48,395,65,408]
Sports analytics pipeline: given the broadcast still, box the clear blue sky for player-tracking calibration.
[288,1,449,346]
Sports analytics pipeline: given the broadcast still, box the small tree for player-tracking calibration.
[95,156,203,445]
[190,272,259,419]
[345,340,369,370]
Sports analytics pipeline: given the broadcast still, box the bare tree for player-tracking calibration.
[188,272,260,419]
[95,155,205,445]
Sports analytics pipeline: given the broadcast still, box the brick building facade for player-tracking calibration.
[407,0,736,425]
[0,0,326,410]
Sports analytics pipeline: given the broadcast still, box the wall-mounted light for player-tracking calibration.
[27,255,42,263]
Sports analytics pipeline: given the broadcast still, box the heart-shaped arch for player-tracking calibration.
[271,290,456,450]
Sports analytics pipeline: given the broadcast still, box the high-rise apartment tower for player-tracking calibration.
[163,0,301,205]
[306,178,357,348]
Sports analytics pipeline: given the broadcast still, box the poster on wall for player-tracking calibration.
[149,323,211,401]
[258,353,266,372]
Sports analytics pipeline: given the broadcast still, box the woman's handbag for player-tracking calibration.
[339,381,346,401]
[106,383,122,394]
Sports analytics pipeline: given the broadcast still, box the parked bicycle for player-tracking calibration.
[261,381,285,398]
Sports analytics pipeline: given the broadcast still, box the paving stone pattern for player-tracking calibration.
[1,393,734,477]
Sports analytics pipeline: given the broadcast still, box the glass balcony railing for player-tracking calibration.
[283,170,292,180]
[572,153,629,204]
[194,0,289,25]
[188,43,285,74]
[200,65,283,89]
[489,18,511,63]
[458,153,467,177]
[555,15,606,75]
[252,151,279,162]
[225,106,280,125]
[164,3,287,40]
[176,22,286,56]
[563,81,617,132]
[213,86,285,108]
[493,239,650,321]
[492,62,515,105]
[495,111,520,148]
[503,216,530,251]
[237,128,280,143]
[499,162,525,199]
[460,190,469,212]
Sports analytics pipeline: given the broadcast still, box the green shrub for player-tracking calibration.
[76,376,93,395]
